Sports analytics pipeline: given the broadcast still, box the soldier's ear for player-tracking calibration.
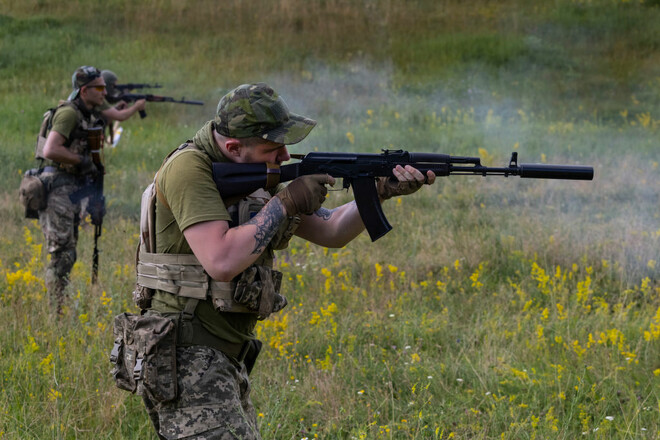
[224,139,243,157]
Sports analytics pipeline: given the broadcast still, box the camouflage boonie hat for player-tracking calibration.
[69,65,102,100]
[214,83,316,145]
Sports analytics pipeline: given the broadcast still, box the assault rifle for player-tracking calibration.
[212,150,594,241]
[70,126,106,283]
[106,93,204,118]
[112,82,162,93]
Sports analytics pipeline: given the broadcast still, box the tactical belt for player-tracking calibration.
[146,304,254,363]
[41,167,83,192]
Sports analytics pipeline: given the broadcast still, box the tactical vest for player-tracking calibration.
[133,143,300,320]
[35,99,102,175]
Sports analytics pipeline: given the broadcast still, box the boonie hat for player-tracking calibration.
[68,66,101,100]
[214,83,316,145]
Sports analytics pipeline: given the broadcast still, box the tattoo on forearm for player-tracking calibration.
[314,207,335,221]
[245,199,286,254]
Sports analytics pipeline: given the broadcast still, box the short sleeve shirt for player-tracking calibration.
[50,106,79,140]
[151,146,258,343]
[50,101,109,140]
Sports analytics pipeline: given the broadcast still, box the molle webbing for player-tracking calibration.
[136,251,252,313]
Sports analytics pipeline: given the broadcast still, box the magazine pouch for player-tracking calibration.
[111,312,178,403]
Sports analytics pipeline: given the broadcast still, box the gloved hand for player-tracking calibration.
[377,165,430,200]
[276,174,335,215]
[77,155,98,176]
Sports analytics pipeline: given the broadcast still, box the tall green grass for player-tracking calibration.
[0,0,658,438]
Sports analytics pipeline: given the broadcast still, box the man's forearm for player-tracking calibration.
[296,201,366,248]
[243,197,288,254]
[43,132,82,165]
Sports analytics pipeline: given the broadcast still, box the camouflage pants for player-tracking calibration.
[143,345,261,440]
[38,182,81,312]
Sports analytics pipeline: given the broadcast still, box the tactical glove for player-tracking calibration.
[276,174,332,215]
[376,175,424,200]
[77,155,98,176]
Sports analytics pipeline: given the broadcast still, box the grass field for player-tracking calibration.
[0,0,659,438]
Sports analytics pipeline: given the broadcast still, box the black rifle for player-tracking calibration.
[69,126,106,283]
[106,93,204,118]
[113,83,162,93]
[212,150,594,241]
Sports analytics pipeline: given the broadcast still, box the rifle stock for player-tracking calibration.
[212,150,594,241]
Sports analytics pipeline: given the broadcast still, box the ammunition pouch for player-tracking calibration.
[233,265,287,319]
[110,308,263,398]
[110,312,178,403]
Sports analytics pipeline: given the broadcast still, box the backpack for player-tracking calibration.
[35,107,57,160]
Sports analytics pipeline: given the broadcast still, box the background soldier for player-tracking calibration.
[39,66,108,313]
[134,83,436,439]
[99,69,147,146]
[66,69,146,126]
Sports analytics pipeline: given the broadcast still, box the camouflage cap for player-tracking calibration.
[69,66,102,100]
[214,83,316,145]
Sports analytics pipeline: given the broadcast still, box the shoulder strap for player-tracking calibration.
[154,141,199,211]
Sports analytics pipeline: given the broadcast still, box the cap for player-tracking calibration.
[214,83,316,145]
[69,66,101,100]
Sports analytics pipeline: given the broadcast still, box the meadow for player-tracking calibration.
[0,0,659,438]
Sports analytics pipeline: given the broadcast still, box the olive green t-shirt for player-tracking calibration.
[150,121,259,344]
[50,106,79,139]
[50,101,111,140]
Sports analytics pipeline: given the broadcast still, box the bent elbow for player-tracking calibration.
[206,264,240,283]
[43,148,58,161]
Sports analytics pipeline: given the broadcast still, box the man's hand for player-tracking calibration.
[133,99,147,111]
[276,174,336,215]
[377,165,436,200]
[77,155,98,176]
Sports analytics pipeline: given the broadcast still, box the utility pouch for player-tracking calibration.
[110,313,140,392]
[19,168,46,219]
[233,265,287,320]
[110,312,178,403]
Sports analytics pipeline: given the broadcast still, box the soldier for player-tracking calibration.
[39,66,143,313]
[134,83,436,439]
[66,69,146,125]
[101,69,121,102]
[98,70,146,146]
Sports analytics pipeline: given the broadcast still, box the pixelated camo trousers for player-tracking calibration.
[38,183,81,310]
[143,345,260,440]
